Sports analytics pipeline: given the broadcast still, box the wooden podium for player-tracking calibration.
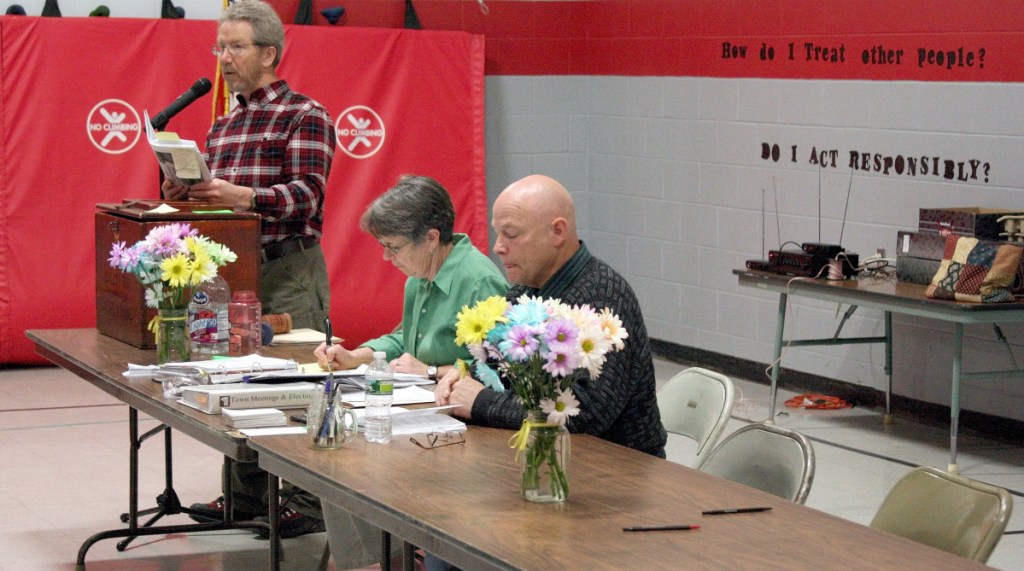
[95,201,261,349]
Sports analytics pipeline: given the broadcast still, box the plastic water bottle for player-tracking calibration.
[364,351,394,444]
[188,274,230,358]
[228,290,262,356]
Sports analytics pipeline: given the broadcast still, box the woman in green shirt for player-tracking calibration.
[315,174,507,380]
[314,174,507,570]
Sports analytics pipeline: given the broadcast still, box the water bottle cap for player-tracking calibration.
[373,351,386,359]
[233,290,258,303]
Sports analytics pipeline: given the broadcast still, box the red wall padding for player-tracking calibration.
[0,17,485,364]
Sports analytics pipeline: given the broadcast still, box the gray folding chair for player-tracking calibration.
[657,367,735,467]
[870,466,1013,563]
[696,422,815,504]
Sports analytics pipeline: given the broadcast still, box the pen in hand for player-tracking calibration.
[324,317,334,372]
[702,507,772,516]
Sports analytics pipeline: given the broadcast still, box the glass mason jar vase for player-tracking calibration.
[155,308,190,364]
[519,411,570,503]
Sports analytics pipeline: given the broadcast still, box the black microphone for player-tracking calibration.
[150,78,213,131]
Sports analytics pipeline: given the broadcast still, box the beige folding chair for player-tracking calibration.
[870,466,1013,563]
[657,367,735,467]
[696,422,815,504]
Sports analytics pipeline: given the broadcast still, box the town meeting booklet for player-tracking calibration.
[144,110,212,186]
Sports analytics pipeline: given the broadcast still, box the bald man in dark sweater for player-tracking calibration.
[437,174,666,457]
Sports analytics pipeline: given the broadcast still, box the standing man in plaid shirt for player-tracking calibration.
[162,0,335,539]
[162,0,335,332]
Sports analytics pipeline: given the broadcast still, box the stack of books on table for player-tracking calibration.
[222,408,288,429]
[179,382,317,414]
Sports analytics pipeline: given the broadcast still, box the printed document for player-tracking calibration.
[144,110,212,186]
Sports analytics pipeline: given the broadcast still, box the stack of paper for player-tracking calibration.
[391,412,466,436]
[125,354,299,384]
[222,408,288,429]
[244,364,433,388]
[355,405,466,436]
[342,385,436,407]
[270,328,343,345]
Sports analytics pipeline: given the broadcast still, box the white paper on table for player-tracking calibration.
[354,405,466,435]
[147,203,180,214]
[249,363,367,381]
[222,408,285,420]
[341,385,436,407]
[125,354,299,383]
[241,366,434,391]
[239,426,307,437]
[271,328,343,345]
[392,372,433,385]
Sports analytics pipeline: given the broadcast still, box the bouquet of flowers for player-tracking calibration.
[108,223,236,363]
[454,294,628,501]
[108,222,237,310]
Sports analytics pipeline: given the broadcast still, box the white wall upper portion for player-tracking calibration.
[5,1,221,19]
[486,74,1024,423]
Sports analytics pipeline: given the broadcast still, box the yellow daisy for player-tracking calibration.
[160,253,191,288]
[456,305,495,346]
[189,250,217,286]
[455,296,508,346]
[476,295,509,323]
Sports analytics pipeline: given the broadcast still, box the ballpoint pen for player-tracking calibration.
[316,378,336,446]
[702,507,772,516]
[623,524,701,532]
[325,317,333,349]
[317,317,336,446]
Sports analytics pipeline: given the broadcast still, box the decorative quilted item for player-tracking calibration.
[785,394,851,410]
[925,234,1023,303]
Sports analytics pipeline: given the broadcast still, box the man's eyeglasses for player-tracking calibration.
[410,431,465,450]
[212,43,263,58]
[379,239,411,257]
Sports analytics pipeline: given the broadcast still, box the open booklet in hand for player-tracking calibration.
[144,110,212,186]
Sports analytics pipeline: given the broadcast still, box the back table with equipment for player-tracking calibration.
[29,327,990,570]
[734,268,1024,473]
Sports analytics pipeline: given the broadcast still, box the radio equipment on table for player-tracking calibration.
[747,242,859,278]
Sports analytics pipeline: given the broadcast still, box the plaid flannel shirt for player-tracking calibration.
[205,80,336,245]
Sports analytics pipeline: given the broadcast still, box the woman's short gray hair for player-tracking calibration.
[361,175,456,244]
[220,0,285,68]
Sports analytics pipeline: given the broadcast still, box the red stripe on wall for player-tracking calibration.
[266,0,1024,81]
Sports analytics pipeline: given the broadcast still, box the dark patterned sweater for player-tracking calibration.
[470,243,667,458]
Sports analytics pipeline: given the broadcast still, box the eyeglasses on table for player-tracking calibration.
[410,430,466,450]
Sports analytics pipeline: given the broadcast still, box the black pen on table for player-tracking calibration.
[702,507,772,516]
[623,524,701,532]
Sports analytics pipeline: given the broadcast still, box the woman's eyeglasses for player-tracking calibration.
[379,239,411,256]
